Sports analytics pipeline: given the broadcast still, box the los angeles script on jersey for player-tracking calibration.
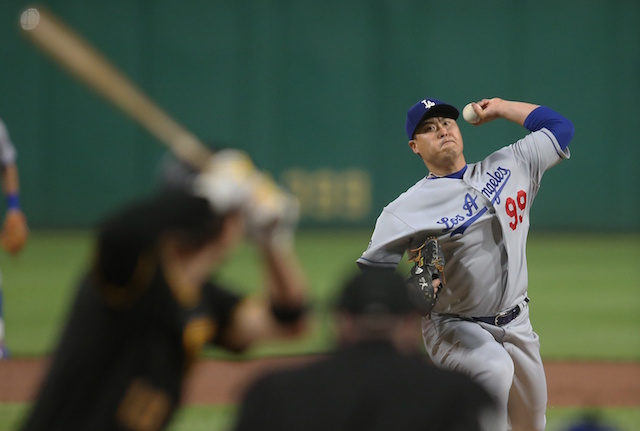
[437,166,511,236]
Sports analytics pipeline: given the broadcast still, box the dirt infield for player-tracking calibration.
[1,357,639,407]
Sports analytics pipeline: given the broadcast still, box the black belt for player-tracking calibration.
[472,298,530,327]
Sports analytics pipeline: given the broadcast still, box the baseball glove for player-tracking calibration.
[405,236,445,316]
[0,209,28,256]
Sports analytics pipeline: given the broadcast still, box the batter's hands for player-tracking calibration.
[193,149,300,249]
[193,150,257,212]
[0,209,28,255]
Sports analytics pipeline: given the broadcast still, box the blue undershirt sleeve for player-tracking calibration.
[523,106,575,151]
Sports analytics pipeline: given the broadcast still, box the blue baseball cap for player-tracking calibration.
[405,98,459,139]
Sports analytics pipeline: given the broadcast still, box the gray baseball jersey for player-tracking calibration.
[357,128,569,317]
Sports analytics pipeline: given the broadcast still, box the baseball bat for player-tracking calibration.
[19,6,213,171]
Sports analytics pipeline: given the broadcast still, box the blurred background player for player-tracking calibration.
[0,117,29,359]
[232,269,498,431]
[20,150,309,431]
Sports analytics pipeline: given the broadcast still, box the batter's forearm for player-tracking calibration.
[2,164,20,195]
[2,164,22,212]
[260,244,308,309]
[222,247,310,351]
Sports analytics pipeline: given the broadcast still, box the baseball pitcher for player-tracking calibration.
[357,97,574,431]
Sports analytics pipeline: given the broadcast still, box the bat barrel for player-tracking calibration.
[19,6,213,171]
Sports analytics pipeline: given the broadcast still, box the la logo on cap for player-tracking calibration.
[421,99,435,109]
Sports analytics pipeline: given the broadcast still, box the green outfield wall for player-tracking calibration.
[1,0,638,229]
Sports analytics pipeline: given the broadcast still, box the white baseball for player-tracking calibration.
[462,103,480,124]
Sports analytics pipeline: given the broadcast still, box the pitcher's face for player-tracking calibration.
[408,117,465,175]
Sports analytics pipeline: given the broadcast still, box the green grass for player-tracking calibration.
[3,404,639,431]
[0,404,29,431]
[1,230,639,431]
[168,406,640,431]
[2,231,93,356]
[174,406,640,431]
[167,405,237,431]
[526,233,640,360]
[3,229,639,360]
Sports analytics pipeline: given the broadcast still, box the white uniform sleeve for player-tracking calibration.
[0,120,17,167]
[512,127,570,187]
[356,209,415,269]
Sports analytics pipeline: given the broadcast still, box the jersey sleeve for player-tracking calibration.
[523,106,575,151]
[0,120,17,166]
[511,128,570,188]
[356,209,415,269]
[197,280,243,347]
